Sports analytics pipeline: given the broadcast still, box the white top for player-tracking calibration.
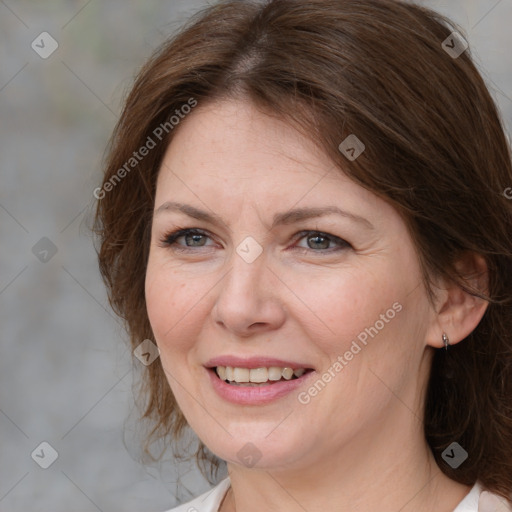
[164,477,511,512]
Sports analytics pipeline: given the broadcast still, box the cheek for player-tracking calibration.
[145,264,211,413]
[303,262,427,393]
[293,265,402,354]
[145,261,201,355]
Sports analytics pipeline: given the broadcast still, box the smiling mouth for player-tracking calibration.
[213,366,314,386]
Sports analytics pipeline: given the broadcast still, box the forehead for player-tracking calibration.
[153,98,396,231]
[157,99,350,194]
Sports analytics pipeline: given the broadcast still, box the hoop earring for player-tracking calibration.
[442,332,450,350]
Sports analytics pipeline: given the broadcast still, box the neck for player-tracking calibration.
[220,410,471,512]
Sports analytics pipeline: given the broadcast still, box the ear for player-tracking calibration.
[425,253,489,349]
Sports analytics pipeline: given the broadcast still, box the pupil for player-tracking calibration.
[187,233,205,246]
[309,235,328,249]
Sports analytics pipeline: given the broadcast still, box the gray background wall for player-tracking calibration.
[1,1,511,511]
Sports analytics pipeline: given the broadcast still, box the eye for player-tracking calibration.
[159,228,351,254]
[158,228,215,251]
[293,230,351,253]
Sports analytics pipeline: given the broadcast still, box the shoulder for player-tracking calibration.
[162,478,512,512]
[162,477,231,512]
[454,481,512,512]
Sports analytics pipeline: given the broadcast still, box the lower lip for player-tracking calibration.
[207,368,315,405]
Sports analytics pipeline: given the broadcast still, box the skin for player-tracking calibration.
[145,98,488,512]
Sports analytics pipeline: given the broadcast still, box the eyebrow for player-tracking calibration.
[154,201,374,230]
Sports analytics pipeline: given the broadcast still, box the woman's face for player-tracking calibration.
[145,98,437,471]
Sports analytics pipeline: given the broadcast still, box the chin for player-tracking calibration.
[198,428,310,470]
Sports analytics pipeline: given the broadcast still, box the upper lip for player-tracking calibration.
[205,356,314,370]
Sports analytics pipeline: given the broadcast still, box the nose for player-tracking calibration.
[212,249,286,337]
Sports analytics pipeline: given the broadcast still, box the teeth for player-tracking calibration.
[233,367,250,383]
[249,368,268,383]
[282,367,294,380]
[215,366,308,383]
[216,366,226,380]
[268,367,283,381]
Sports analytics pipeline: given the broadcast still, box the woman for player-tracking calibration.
[93,0,512,510]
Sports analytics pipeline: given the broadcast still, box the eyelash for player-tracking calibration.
[158,228,352,254]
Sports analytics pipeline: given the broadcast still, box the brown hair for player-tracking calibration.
[93,0,512,501]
